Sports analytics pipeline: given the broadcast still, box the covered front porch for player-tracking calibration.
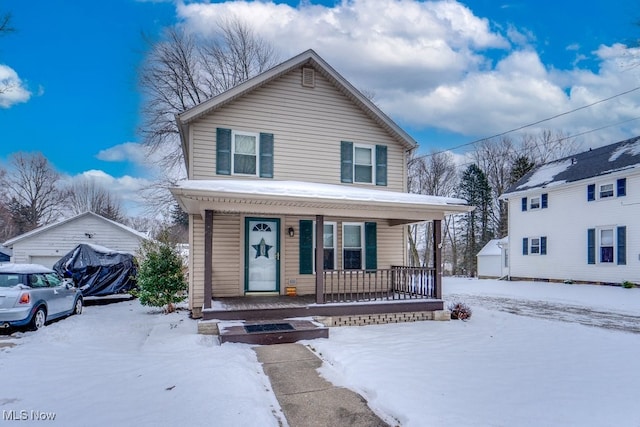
[170,180,471,322]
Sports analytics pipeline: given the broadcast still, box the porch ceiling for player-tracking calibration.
[170,180,472,224]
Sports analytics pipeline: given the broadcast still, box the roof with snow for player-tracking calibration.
[3,212,150,247]
[171,179,472,224]
[477,237,508,257]
[503,136,640,195]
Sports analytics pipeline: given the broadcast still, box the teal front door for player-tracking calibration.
[245,218,280,292]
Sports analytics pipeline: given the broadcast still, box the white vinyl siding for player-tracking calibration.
[189,68,406,191]
[508,171,640,283]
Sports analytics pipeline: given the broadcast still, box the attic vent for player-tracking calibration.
[302,67,315,88]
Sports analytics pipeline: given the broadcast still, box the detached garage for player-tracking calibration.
[2,212,149,268]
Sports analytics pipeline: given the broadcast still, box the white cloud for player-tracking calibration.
[61,169,154,216]
[96,141,185,181]
[0,64,31,108]
[174,0,640,150]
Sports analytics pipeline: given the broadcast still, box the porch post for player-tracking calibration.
[315,215,325,304]
[204,210,213,309]
[433,219,442,299]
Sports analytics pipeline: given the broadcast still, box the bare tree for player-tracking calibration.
[471,136,516,238]
[0,12,14,37]
[407,150,459,267]
[0,11,16,97]
[0,152,64,234]
[139,18,279,171]
[63,177,124,222]
[520,129,577,164]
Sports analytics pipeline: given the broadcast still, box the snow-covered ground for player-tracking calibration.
[0,299,285,427]
[1,278,639,426]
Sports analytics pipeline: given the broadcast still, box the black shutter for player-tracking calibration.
[617,178,626,197]
[521,197,527,211]
[587,184,595,201]
[522,238,528,255]
[259,133,274,178]
[587,228,595,264]
[617,226,626,265]
[375,145,387,186]
[540,236,547,255]
[299,220,313,274]
[541,193,548,209]
[341,141,353,183]
[216,128,232,175]
[365,222,377,270]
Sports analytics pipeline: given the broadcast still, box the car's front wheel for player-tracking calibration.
[73,298,83,315]
[30,307,46,330]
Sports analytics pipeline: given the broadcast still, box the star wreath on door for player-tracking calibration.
[252,238,272,259]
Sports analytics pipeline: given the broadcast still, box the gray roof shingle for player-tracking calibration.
[503,136,640,195]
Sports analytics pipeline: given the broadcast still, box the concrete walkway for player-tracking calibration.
[254,343,390,427]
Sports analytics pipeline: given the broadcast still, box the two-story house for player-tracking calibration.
[169,49,471,323]
[501,136,640,284]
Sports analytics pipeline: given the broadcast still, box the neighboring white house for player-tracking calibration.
[500,137,640,284]
[477,236,508,279]
[2,212,149,268]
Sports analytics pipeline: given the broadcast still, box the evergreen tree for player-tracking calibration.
[136,232,187,313]
[459,164,493,276]
[509,155,536,185]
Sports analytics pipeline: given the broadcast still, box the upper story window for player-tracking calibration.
[530,196,540,210]
[341,141,387,186]
[354,145,374,183]
[233,131,258,175]
[216,128,274,178]
[599,183,614,199]
[587,178,626,201]
[521,194,548,211]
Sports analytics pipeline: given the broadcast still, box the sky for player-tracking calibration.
[1,0,640,216]
[2,277,639,426]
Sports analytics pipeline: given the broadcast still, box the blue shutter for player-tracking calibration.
[365,222,377,270]
[299,220,313,274]
[587,229,595,264]
[259,133,274,178]
[540,236,547,255]
[617,178,626,197]
[375,145,387,186]
[521,197,527,211]
[541,193,548,209]
[216,128,232,175]
[617,226,626,265]
[587,184,595,201]
[341,141,353,183]
[522,238,528,255]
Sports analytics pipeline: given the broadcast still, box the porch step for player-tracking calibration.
[218,319,329,345]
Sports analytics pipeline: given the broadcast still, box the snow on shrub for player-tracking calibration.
[448,302,472,320]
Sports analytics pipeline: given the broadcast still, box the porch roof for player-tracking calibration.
[170,179,472,225]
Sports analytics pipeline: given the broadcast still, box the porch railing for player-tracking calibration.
[322,266,436,303]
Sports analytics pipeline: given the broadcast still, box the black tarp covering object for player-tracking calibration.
[53,244,138,297]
